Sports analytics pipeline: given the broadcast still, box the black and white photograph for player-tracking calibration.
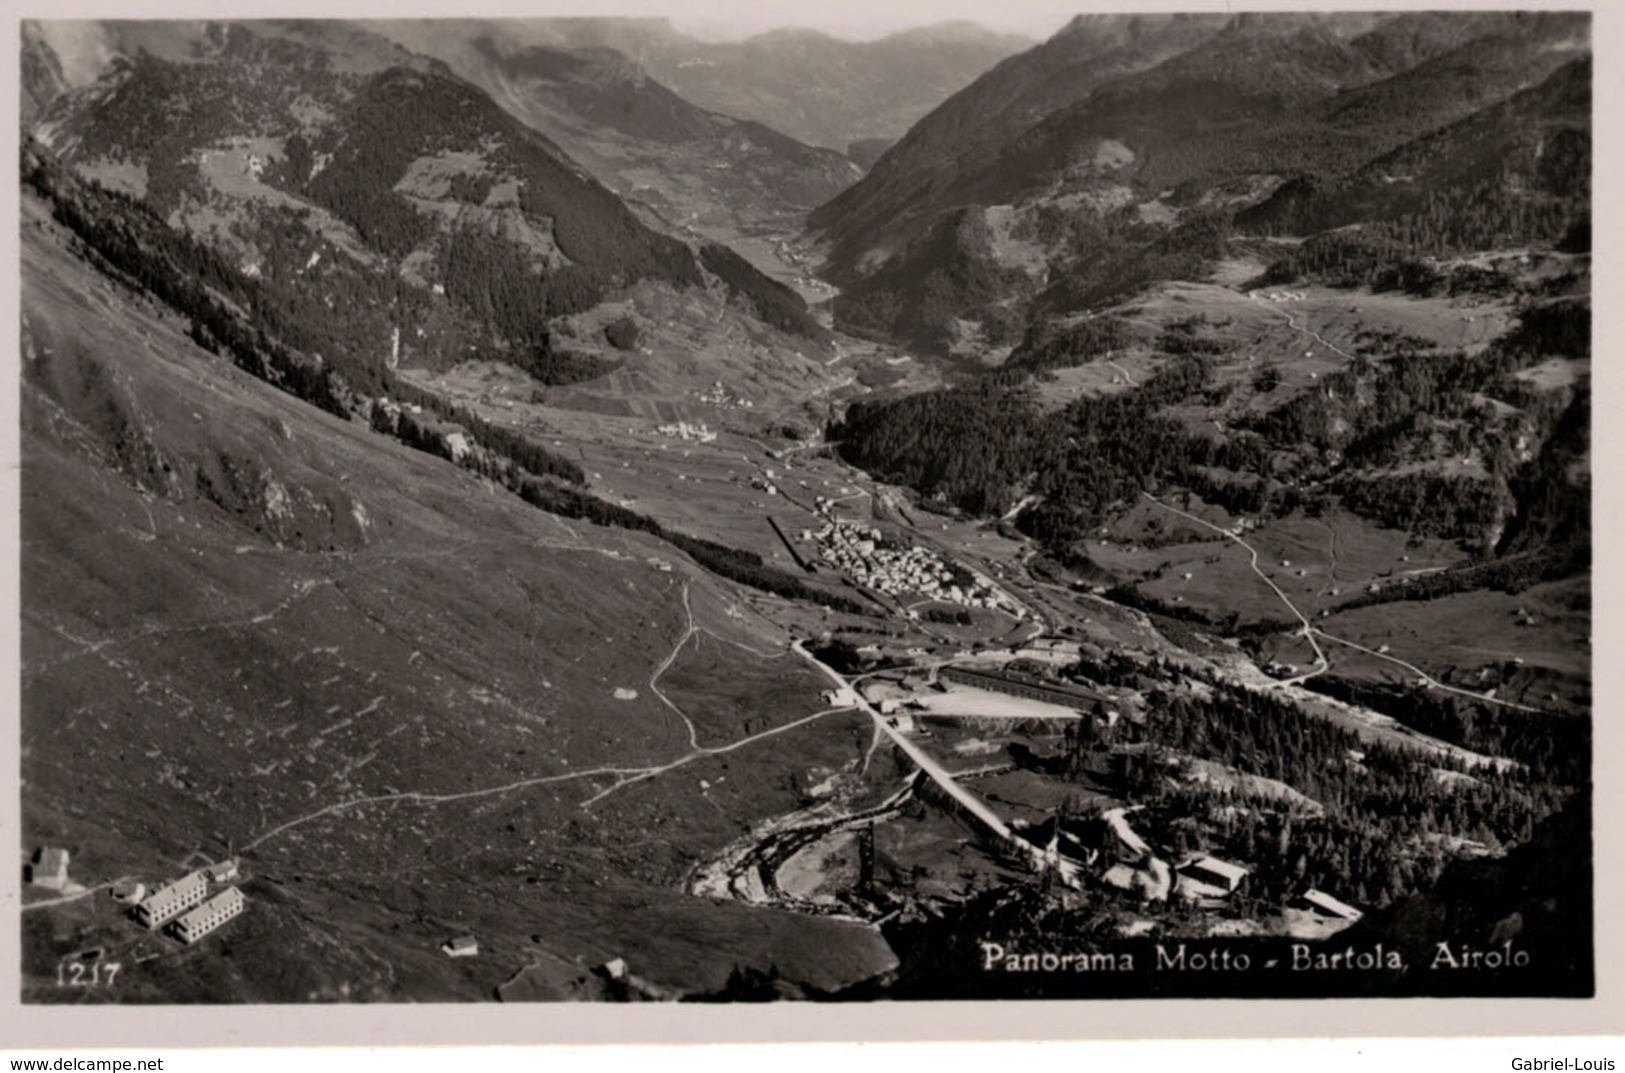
[11,0,1606,1025]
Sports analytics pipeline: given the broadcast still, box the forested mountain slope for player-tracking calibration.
[362,21,861,241]
[25,19,826,389]
[411,17,1032,154]
[808,11,1589,351]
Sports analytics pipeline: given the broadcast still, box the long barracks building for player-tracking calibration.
[134,870,208,929]
[939,665,1107,710]
[172,886,246,944]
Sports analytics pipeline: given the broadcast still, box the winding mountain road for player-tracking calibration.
[1251,292,1358,361]
[1142,494,1544,713]
[1143,493,1329,685]
[240,592,843,853]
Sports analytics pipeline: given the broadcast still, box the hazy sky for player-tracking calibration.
[31,0,1083,39]
[665,1,1077,41]
[34,0,1567,43]
[402,0,1080,42]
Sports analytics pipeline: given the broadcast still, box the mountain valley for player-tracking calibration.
[17,11,1593,1006]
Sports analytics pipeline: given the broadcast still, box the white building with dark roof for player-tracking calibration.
[443,935,479,958]
[205,860,239,883]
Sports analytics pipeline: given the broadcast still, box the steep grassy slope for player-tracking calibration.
[20,190,897,1002]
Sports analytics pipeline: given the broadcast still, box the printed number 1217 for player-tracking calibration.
[56,960,121,987]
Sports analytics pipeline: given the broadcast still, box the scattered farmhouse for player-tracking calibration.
[110,880,146,904]
[1284,887,1366,939]
[26,846,71,891]
[206,860,240,883]
[443,935,479,958]
[695,381,753,409]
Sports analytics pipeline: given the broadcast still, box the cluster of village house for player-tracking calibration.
[655,420,717,443]
[694,380,753,409]
[750,470,783,496]
[803,509,1013,611]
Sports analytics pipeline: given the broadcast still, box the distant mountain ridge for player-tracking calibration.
[808,10,1591,350]
[1238,54,1591,241]
[414,16,1033,154]
[361,20,861,243]
[24,18,825,406]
